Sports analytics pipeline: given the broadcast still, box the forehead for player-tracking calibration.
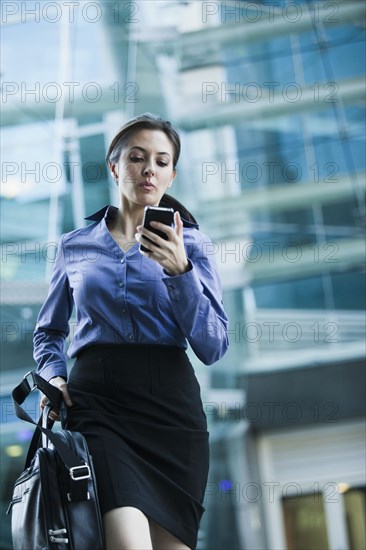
[126,129,174,155]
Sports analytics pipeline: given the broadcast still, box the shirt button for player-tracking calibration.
[118,282,124,288]
[120,258,125,263]
[127,333,133,340]
[122,308,127,313]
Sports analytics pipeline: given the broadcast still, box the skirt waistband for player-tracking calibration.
[71,344,192,389]
[77,343,187,362]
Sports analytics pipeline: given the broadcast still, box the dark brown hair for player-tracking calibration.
[159,194,198,225]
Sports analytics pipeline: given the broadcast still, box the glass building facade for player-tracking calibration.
[1,1,365,548]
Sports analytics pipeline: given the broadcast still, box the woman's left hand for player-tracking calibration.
[135,211,190,276]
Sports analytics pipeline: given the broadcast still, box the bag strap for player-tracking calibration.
[24,403,53,468]
[12,371,91,486]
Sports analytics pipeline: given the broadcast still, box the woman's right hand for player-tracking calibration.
[40,376,73,421]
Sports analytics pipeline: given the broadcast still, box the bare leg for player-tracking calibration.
[103,506,153,550]
[148,517,191,550]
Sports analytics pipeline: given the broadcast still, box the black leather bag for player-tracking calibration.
[6,371,105,549]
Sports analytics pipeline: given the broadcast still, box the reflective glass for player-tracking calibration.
[282,493,329,550]
[344,488,366,550]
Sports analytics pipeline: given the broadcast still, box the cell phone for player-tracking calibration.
[140,206,175,253]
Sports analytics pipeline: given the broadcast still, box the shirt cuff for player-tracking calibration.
[39,362,68,382]
[162,260,203,303]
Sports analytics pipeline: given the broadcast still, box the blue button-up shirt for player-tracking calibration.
[33,205,229,381]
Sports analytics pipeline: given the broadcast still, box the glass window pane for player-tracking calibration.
[311,107,366,178]
[322,198,360,231]
[1,199,50,281]
[250,209,317,258]
[344,488,366,550]
[282,493,329,550]
[300,24,365,83]
[79,134,110,215]
[218,289,245,375]
[331,270,366,310]
[253,276,326,309]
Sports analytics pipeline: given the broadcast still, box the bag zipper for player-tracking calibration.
[49,528,68,544]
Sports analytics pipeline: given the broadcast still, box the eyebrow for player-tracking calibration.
[129,146,171,157]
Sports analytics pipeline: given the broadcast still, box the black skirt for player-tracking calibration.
[66,344,209,550]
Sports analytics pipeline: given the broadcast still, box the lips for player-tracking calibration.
[139,181,156,191]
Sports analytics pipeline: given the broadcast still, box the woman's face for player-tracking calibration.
[111,129,176,208]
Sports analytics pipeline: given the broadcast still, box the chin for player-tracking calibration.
[133,197,160,208]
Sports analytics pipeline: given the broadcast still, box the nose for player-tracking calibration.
[143,162,154,176]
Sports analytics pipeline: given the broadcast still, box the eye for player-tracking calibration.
[157,160,168,167]
[130,156,143,162]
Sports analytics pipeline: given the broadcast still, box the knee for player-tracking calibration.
[148,518,191,550]
[103,506,153,550]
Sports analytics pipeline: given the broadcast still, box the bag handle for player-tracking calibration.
[12,371,91,482]
[12,370,62,423]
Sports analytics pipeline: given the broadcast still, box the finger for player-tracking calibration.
[174,211,183,239]
[138,222,175,242]
[40,394,48,409]
[40,386,73,410]
[149,221,175,237]
[135,234,157,253]
[40,400,59,421]
[62,387,73,407]
[136,226,165,243]
[135,230,166,250]
[56,381,73,407]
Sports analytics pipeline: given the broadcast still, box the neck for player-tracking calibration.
[114,197,150,240]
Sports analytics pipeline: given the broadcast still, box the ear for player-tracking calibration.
[168,170,177,188]
[109,162,118,181]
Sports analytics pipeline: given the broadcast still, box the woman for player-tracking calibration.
[34,113,229,550]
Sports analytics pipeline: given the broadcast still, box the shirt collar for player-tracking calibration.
[84,205,117,222]
[85,204,199,229]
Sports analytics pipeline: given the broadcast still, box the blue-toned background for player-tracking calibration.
[1,1,365,548]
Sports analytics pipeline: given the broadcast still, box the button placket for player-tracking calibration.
[117,255,127,295]
[117,254,134,342]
